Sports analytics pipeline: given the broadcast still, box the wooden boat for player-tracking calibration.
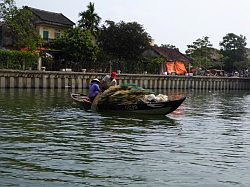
[71,93,92,111]
[71,93,186,115]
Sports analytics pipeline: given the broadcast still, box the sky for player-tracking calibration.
[15,0,250,53]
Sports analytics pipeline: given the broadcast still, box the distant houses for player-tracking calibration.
[0,6,75,48]
[143,46,192,75]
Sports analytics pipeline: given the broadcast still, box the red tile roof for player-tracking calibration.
[152,46,192,63]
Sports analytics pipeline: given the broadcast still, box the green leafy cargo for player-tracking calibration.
[97,84,152,105]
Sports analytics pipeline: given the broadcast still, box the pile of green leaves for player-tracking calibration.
[98,84,151,105]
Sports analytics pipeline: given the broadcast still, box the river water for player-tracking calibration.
[0,89,250,187]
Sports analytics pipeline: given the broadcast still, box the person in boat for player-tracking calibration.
[101,72,117,91]
[88,78,101,102]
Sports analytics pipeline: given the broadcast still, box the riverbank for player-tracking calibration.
[0,70,249,90]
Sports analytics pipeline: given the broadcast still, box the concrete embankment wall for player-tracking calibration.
[0,70,249,90]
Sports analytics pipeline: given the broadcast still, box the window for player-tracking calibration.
[54,32,61,39]
[43,30,49,41]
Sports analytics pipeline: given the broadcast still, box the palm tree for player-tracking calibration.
[78,2,101,38]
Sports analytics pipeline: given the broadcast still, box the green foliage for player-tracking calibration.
[160,44,179,51]
[186,36,216,69]
[137,56,165,74]
[1,0,42,50]
[7,8,42,50]
[0,50,38,69]
[78,2,101,38]
[0,0,16,20]
[99,20,152,73]
[246,59,250,69]
[219,33,248,71]
[53,27,99,70]
[186,36,212,52]
[97,84,151,105]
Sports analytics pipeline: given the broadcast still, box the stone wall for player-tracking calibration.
[0,70,249,90]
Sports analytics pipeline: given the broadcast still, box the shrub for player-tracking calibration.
[0,50,39,70]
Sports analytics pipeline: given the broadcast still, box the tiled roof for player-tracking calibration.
[25,6,75,27]
[152,46,192,63]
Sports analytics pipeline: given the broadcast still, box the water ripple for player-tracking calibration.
[0,89,250,186]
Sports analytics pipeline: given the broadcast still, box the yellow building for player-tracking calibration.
[26,6,75,42]
[0,7,75,48]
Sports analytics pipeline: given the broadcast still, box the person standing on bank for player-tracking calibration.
[101,72,117,91]
[88,78,101,102]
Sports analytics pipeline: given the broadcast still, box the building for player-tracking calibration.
[143,46,192,75]
[0,7,75,48]
[26,6,75,42]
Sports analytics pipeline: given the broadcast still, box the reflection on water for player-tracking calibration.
[0,89,250,187]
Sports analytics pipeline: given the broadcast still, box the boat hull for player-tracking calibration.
[71,93,186,115]
[71,93,92,110]
[96,97,186,115]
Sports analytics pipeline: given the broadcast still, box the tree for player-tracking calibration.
[138,56,165,74]
[0,0,16,20]
[1,0,42,50]
[53,27,99,71]
[99,20,152,73]
[186,36,215,70]
[219,33,248,72]
[160,44,179,51]
[78,2,101,38]
[8,8,42,50]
